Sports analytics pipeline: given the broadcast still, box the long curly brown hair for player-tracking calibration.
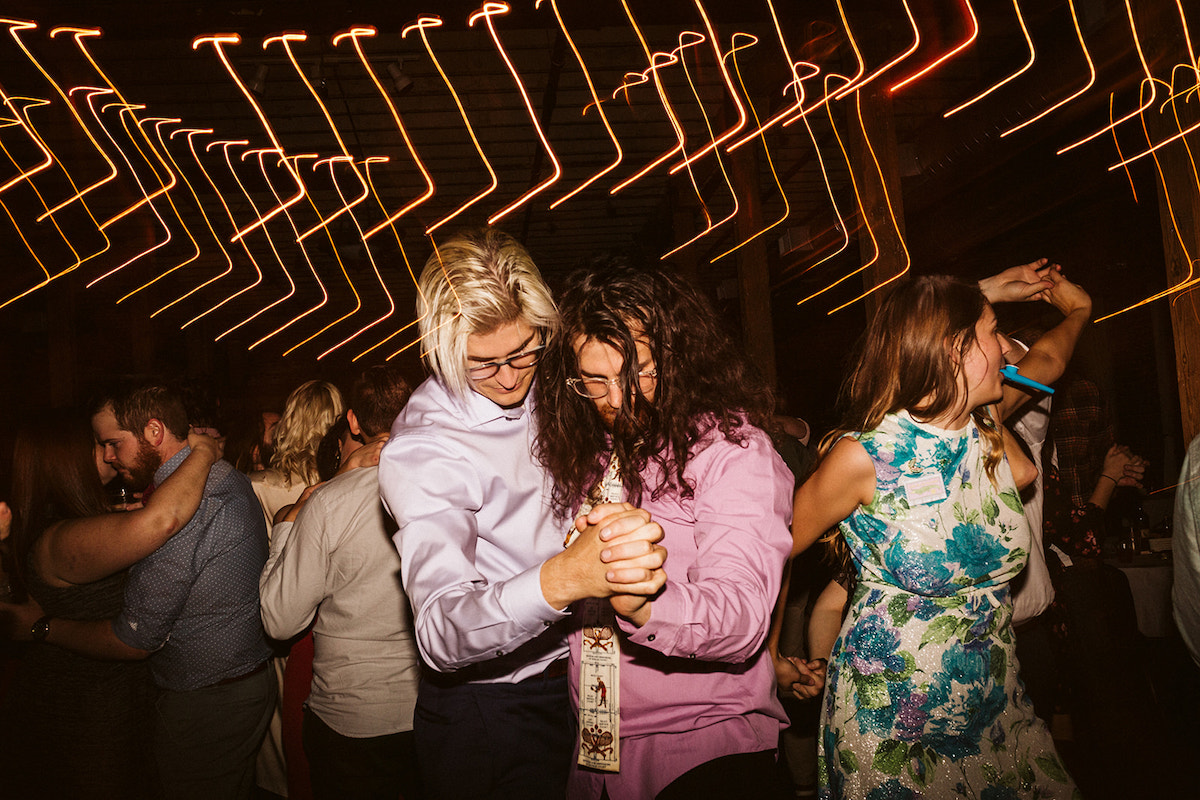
[535,259,774,517]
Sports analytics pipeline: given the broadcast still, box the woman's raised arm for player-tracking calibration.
[35,434,221,586]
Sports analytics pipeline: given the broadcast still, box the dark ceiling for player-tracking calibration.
[0,0,1192,432]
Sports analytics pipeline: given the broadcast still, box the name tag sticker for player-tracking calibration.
[902,473,947,505]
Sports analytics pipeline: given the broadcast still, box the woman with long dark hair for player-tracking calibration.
[786,267,1089,798]
[0,408,219,799]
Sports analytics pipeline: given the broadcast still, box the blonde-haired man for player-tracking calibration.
[379,228,666,799]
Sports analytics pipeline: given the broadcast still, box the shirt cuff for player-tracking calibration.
[498,564,571,627]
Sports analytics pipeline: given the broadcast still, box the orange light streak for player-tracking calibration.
[1057,0,1154,155]
[316,156,398,359]
[249,152,333,350]
[943,0,1035,118]
[2,19,121,218]
[661,30,739,260]
[1001,0,1095,138]
[889,0,978,93]
[266,31,371,242]
[114,116,204,303]
[1108,92,1139,202]
[826,92,910,314]
[337,27,437,242]
[152,129,237,318]
[611,1,687,195]
[50,26,178,227]
[538,0,624,209]
[0,107,90,309]
[179,139,265,329]
[466,2,563,225]
[192,34,307,242]
[281,155,366,357]
[1108,63,1200,170]
[726,0,845,154]
[1094,80,1199,322]
[665,0,748,176]
[85,101,175,288]
[0,95,53,194]
[402,16,499,234]
[831,0,920,101]
[215,146,303,341]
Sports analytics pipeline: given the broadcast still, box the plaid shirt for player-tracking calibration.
[1050,377,1114,507]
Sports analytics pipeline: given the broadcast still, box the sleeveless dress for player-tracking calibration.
[0,563,156,799]
[819,411,1078,800]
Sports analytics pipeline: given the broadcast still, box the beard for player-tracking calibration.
[123,438,163,490]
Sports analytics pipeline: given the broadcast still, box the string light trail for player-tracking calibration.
[943,0,1035,118]
[214,146,302,341]
[464,2,563,225]
[1001,0,1095,138]
[338,27,437,242]
[152,128,235,317]
[316,156,397,359]
[665,0,748,176]
[249,152,334,350]
[192,33,308,242]
[538,0,624,209]
[402,16,499,234]
[888,0,978,94]
[2,19,121,220]
[1057,0,1154,154]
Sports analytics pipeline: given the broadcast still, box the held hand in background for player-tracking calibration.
[1040,267,1093,319]
[1102,444,1147,491]
[772,651,828,700]
[979,258,1058,304]
[0,501,10,543]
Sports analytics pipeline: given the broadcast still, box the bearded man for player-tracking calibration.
[535,260,795,799]
[32,381,274,800]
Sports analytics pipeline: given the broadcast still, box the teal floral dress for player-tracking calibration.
[819,411,1078,800]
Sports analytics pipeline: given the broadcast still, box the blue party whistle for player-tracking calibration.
[1000,364,1054,395]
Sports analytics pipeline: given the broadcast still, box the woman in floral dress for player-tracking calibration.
[784,268,1088,799]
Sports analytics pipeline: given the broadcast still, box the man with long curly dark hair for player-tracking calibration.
[377,229,667,800]
[535,259,796,799]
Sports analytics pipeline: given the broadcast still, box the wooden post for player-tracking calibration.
[728,137,778,388]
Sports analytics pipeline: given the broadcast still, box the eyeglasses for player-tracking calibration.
[466,343,545,380]
[566,369,658,399]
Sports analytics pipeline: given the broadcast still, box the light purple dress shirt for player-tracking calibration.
[379,376,570,684]
[567,422,793,799]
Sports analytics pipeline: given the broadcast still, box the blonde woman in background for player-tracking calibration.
[250,379,342,800]
[250,381,344,530]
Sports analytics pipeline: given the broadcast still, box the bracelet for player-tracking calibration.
[1098,474,1118,485]
[30,616,51,642]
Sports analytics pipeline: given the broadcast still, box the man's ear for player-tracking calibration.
[143,419,166,448]
[346,409,363,437]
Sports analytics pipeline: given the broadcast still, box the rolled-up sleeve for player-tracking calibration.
[622,429,793,662]
[379,435,565,672]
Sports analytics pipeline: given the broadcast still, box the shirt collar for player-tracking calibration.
[451,378,533,427]
[155,445,191,485]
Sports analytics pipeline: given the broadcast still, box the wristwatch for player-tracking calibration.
[31,616,51,642]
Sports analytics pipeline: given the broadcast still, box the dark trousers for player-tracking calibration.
[655,750,792,800]
[414,672,572,800]
[153,664,276,800]
[302,707,422,800]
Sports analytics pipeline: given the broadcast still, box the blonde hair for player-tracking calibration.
[417,227,558,400]
[270,380,344,486]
